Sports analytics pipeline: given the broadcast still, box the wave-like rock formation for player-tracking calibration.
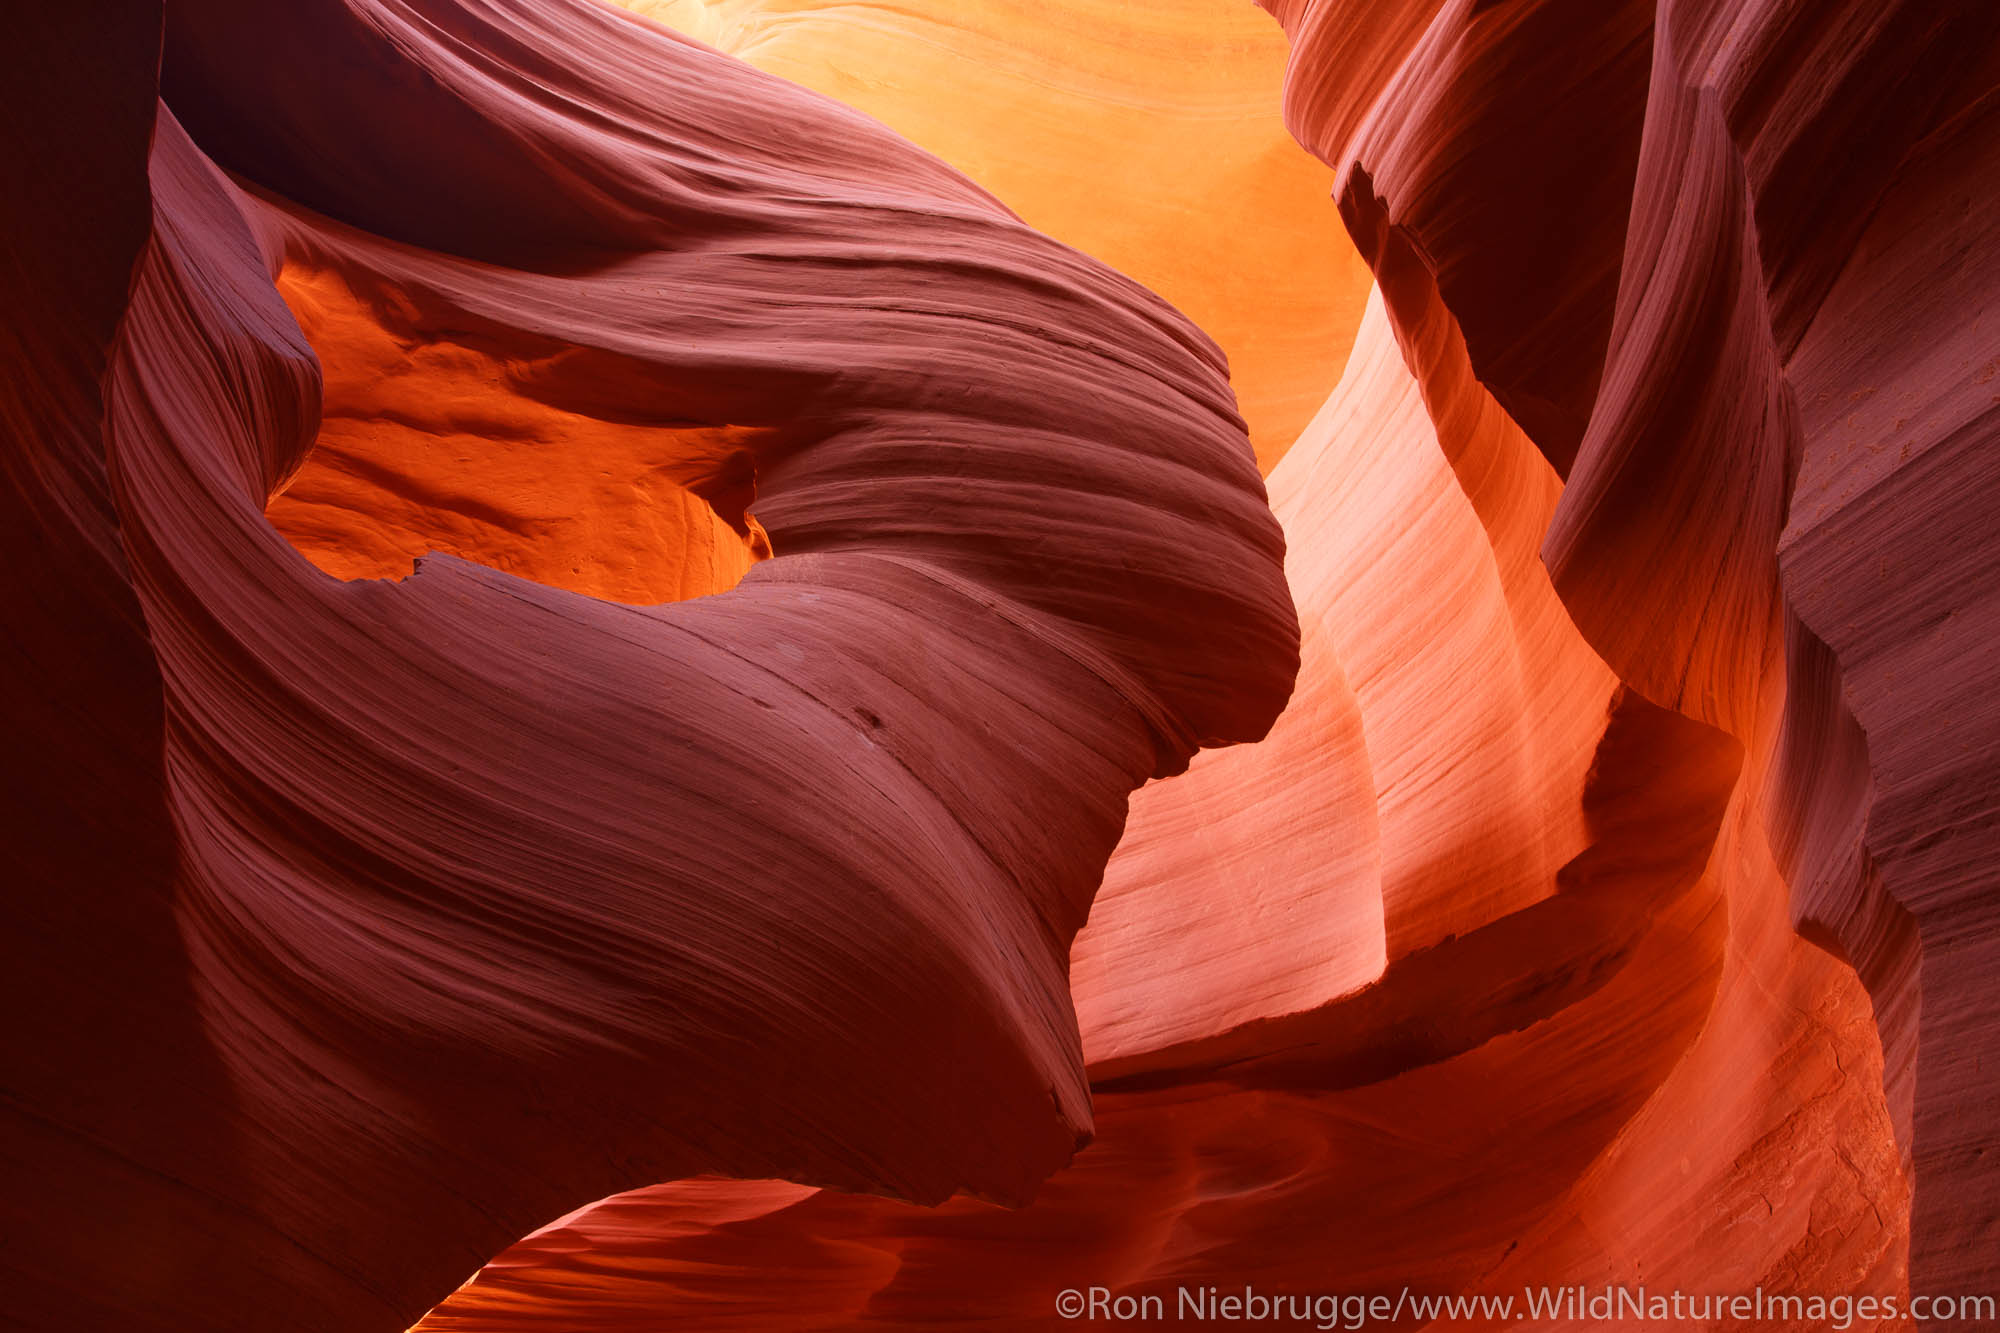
[5,3,1296,1330]
[614,0,1374,470]
[421,0,1994,1326]
[1264,0,2000,1299]
[5,0,1996,1329]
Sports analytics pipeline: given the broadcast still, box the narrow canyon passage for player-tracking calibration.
[2,1,1994,1330]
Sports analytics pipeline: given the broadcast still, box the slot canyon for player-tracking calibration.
[3,1,1996,1329]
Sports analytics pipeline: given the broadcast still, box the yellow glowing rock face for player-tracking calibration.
[620,0,1372,471]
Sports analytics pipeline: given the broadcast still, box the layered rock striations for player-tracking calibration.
[612,0,1374,470]
[4,0,1996,1329]
[1258,0,2000,1298]
[5,3,1297,1330]
[428,0,1995,1326]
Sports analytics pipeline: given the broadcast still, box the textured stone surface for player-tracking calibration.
[5,3,1295,1329]
[617,0,1374,470]
[6,0,1996,1328]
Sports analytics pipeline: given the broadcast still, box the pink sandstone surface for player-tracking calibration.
[2,0,1995,1329]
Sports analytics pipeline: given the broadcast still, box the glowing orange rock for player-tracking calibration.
[8,0,1997,1329]
[621,0,1371,470]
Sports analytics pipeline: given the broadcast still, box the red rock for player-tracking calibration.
[1776,29,2000,1285]
[1265,0,1998,1306]
[4,3,1296,1329]
[8,0,1998,1326]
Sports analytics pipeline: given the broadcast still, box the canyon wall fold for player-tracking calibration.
[5,3,1297,1330]
[611,0,1374,470]
[428,0,1993,1325]
[5,0,1996,1328]
[1260,0,1999,1305]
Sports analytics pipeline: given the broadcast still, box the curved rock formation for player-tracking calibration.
[1262,0,1999,1306]
[5,3,1296,1330]
[1074,283,1620,1074]
[7,0,1996,1328]
[616,0,1373,469]
[413,245,1896,1333]
[427,0,1992,1326]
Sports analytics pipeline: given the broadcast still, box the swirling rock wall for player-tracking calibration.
[5,2,1296,1329]
[614,0,1374,470]
[1259,0,2000,1297]
[425,0,1994,1326]
[5,0,1995,1329]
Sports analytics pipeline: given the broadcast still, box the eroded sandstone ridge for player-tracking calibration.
[4,4,1294,1329]
[3,0,1994,1329]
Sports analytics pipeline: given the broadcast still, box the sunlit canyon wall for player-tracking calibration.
[2,1,1994,1330]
